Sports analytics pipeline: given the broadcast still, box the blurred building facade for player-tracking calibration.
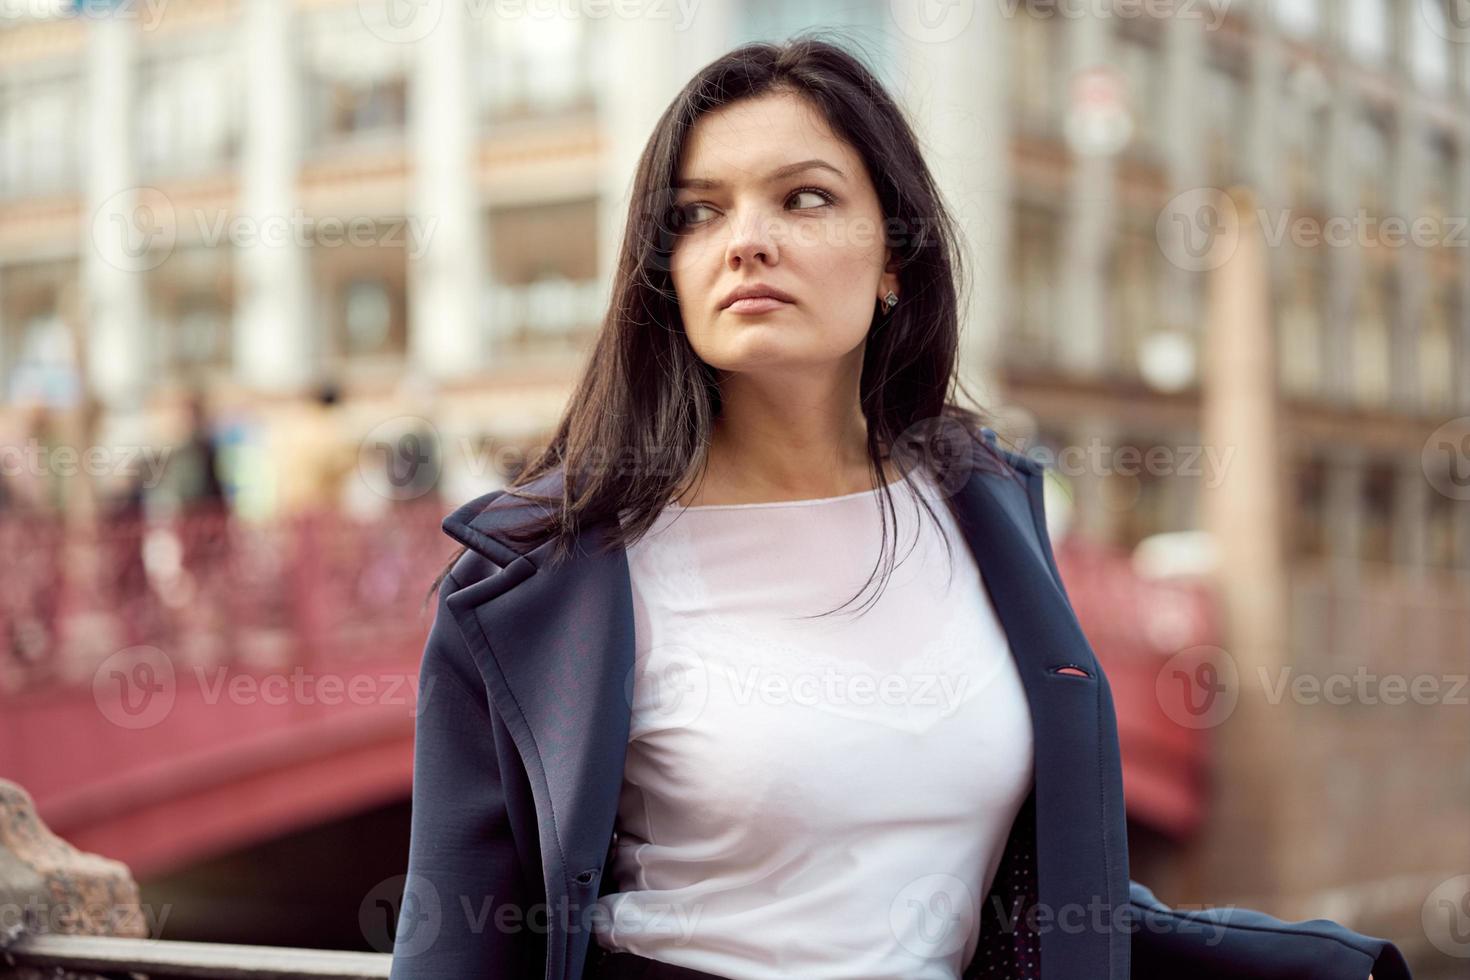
[0,0,1466,973]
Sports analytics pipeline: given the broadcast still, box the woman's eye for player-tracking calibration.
[789,188,832,210]
[675,188,832,228]
[680,202,717,225]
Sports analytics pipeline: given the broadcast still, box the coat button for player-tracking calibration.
[575,868,598,886]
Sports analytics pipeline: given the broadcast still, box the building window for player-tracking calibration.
[1463,37,1470,103]
[476,8,596,122]
[1343,0,1392,67]
[1203,53,1246,188]
[1426,487,1461,571]
[1279,66,1330,209]
[1275,0,1319,39]
[1011,3,1063,137]
[486,199,601,351]
[1422,131,1456,228]
[0,74,82,197]
[147,245,235,379]
[1112,29,1162,162]
[137,47,241,178]
[1352,110,1391,216]
[1009,201,1061,366]
[174,303,227,369]
[1410,0,1452,92]
[305,7,410,147]
[343,280,394,355]
[326,268,405,359]
[323,77,407,139]
[1,262,79,408]
[1420,282,1458,412]
[1109,218,1163,378]
[1110,435,1176,551]
[1360,460,1394,566]
[1291,454,1327,559]
[1352,266,1394,408]
[7,313,77,409]
[1279,245,1325,398]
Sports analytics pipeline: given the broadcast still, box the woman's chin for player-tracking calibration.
[714,328,812,365]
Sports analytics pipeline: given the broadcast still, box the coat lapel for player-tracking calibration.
[953,458,1132,980]
[442,439,1130,980]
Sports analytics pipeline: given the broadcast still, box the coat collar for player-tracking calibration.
[439,430,1131,980]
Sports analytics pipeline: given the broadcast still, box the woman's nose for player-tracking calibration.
[724,207,782,268]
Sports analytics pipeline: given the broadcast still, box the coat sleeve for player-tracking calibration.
[388,570,542,979]
[1127,879,1412,980]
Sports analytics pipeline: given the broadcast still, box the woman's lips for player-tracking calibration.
[725,296,792,314]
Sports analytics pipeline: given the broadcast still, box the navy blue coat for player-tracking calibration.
[388,429,1413,980]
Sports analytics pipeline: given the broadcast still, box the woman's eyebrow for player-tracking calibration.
[673,158,846,190]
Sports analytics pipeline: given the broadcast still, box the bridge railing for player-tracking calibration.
[0,499,458,699]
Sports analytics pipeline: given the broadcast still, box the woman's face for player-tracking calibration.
[668,89,898,375]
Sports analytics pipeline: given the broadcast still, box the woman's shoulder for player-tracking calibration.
[440,467,570,581]
[978,426,1044,478]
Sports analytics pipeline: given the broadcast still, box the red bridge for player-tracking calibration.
[0,502,1218,880]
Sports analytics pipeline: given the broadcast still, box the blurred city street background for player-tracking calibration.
[0,1,1466,977]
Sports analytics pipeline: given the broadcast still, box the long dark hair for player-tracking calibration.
[426,33,1022,617]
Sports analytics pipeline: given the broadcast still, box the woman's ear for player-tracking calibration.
[878,248,900,306]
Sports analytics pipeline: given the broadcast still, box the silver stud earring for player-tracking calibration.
[882,290,898,313]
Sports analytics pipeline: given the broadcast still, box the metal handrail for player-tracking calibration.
[2,933,391,980]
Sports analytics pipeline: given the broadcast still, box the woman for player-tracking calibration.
[388,39,1408,980]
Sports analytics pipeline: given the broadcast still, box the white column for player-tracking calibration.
[234,0,312,392]
[409,0,484,378]
[669,0,733,86]
[83,16,147,411]
[1461,140,1470,414]
[1391,1,1425,411]
[1158,13,1205,352]
[1244,5,1288,337]
[595,1,736,316]
[1059,12,1115,375]
[892,1,1011,407]
[1319,5,1359,406]
[1243,6,1284,209]
[1458,117,1470,415]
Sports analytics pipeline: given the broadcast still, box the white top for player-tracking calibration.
[593,470,1035,980]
